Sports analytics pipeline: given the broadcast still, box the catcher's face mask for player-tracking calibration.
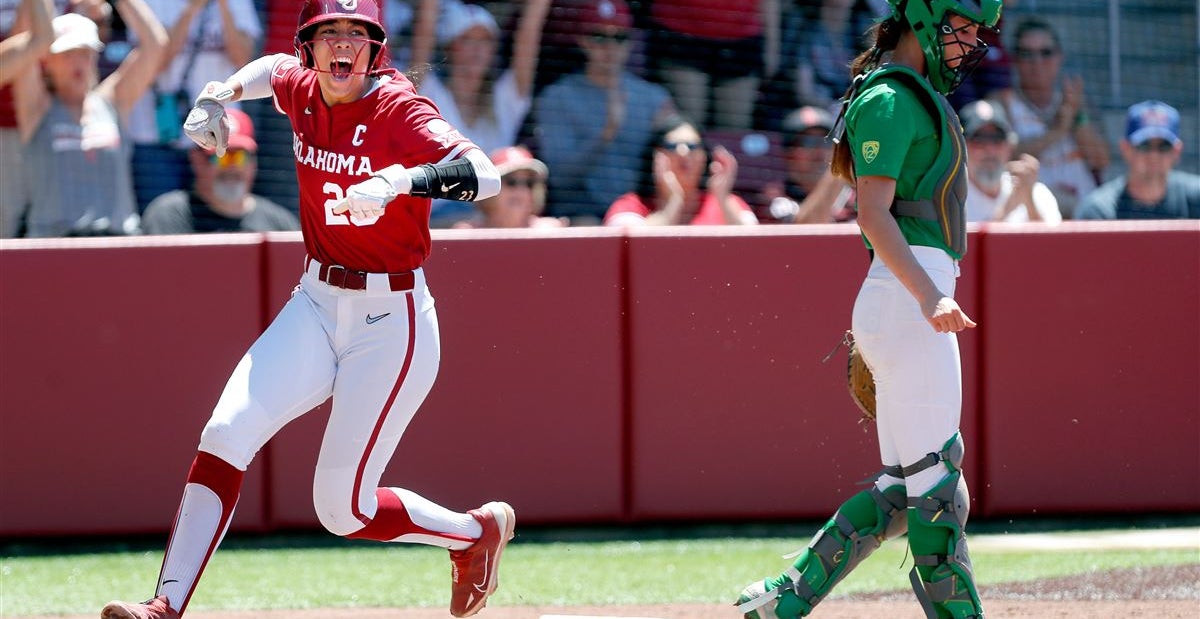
[889,0,1002,94]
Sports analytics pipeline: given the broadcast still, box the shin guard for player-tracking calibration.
[905,435,983,618]
[736,479,907,618]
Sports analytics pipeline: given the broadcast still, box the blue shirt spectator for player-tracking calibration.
[1076,100,1200,220]
[532,0,675,223]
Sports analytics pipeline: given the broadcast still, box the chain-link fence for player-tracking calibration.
[241,1,1200,225]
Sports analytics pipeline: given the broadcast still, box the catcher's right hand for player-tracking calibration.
[183,81,236,156]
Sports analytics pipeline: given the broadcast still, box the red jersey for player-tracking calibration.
[271,57,473,273]
[604,192,755,225]
[651,0,761,41]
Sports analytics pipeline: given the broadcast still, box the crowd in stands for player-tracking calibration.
[0,0,1194,238]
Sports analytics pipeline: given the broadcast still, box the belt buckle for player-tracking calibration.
[326,264,347,288]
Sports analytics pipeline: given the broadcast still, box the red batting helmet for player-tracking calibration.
[294,0,389,74]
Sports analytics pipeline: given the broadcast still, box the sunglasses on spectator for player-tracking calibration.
[1134,140,1174,153]
[504,176,544,189]
[1015,47,1058,60]
[968,130,1008,144]
[660,140,704,154]
[589,31,629,44]
[208,150,253,168]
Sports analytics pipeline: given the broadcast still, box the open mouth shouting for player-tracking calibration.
[330,54,355,80]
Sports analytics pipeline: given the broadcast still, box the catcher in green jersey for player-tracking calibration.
[736,1,1000,618]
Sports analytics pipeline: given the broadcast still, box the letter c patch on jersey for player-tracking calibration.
[353,125,367,146]
[862,141,880,163]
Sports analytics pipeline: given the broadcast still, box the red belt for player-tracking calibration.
[306,257,414,292]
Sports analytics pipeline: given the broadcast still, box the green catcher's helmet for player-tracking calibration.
[887,0,1003,94]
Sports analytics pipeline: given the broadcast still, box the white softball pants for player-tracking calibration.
[200,267,450,534]
[851,246,964,497]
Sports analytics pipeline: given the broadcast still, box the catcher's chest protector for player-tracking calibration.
[860,66,969,256]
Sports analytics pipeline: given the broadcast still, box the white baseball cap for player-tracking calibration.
[49,13,104,54]
[437,1,499,45]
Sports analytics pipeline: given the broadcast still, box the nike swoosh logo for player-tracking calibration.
[472,549,490,592]
[365,313,391,325]
[441,182,460,194]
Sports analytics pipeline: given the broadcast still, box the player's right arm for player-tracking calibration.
[203,53,296,105]
[183,54,294,154]
[851,83,974,334]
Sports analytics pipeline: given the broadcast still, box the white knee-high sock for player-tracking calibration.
[156,451,243,613]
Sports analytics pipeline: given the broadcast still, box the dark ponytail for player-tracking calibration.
[831,16,909,182]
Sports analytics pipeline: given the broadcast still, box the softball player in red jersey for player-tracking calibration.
[101,2,513,618]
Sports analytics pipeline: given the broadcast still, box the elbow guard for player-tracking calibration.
[409,159,480,201]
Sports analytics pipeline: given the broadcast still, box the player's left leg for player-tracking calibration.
[904,433,983,619]
[311,271,513,617]
[866,251,981,619]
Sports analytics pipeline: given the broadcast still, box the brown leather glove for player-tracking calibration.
[846,332,876,423]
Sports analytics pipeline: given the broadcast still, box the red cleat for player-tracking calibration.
[449,501,516,617]
[100,595,180,619]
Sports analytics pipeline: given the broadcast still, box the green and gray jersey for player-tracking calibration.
[846,66,963,259]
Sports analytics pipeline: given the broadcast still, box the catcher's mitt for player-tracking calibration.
[824,330,876,423]
[845,332,876,422]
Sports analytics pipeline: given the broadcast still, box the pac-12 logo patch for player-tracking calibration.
[862,140,880,163]
[337,0,358,10]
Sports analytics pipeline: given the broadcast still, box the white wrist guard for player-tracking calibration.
[195,80,235,106]
[372,164,414,197]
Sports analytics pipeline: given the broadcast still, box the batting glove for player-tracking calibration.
[183,81,236,155]
[332,165,415,218]
[333,175,400,219]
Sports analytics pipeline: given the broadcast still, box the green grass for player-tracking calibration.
[2,523,1198,616]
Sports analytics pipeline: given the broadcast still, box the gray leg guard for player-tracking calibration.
[735,471,908,618]
[904,433,984,619]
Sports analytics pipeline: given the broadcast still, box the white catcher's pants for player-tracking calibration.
[852,246,963,497]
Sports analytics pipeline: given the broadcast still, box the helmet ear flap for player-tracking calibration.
[293,26,315,69]
[293,39,307,68]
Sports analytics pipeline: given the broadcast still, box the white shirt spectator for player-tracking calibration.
[966,172,1060,223]
[1004,91,1096,214]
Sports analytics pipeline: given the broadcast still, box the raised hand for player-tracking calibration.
[653,150,684,209]
[1006,153,1040,203]
[183,81,235,155]
[1056,75,1085,129]
[706,145,738,199]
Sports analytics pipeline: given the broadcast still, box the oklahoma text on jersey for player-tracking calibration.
[293,132,375,176]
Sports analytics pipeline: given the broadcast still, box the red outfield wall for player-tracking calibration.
[0,223,1196,537]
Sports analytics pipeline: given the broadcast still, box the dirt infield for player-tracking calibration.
[57,564,1197,619]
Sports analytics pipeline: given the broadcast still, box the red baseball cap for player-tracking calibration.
[576,0,632,33]
[490,146,548,178]
[223,109,257,152]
